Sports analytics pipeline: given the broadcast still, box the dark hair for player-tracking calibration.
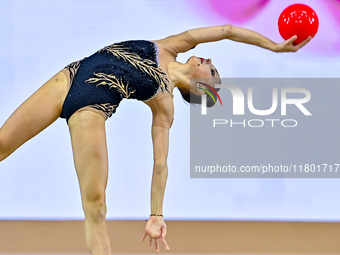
[179,82,221,108]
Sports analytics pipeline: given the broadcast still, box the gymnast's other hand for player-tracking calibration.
[275,35,312,53]
[142,216,170,253]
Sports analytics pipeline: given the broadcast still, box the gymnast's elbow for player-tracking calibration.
[222,24,233,39]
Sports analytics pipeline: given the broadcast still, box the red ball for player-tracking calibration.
[278,4,319,45]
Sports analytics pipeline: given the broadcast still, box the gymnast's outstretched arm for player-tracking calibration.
[157,24,311,56]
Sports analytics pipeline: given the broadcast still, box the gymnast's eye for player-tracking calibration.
[211,69,215,76]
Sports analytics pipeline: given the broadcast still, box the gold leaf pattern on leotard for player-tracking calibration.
[85,73,136,99]
[100,44,170,93]
[92,103,118,118]
[65,60,81,85]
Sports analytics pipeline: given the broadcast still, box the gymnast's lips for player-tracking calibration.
[200,57,204,64]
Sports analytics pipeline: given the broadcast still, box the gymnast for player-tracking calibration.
[0,25,311,254]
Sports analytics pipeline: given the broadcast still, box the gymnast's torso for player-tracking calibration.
[60,32,196,128]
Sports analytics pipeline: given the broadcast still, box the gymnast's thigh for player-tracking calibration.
[0,69,70,160]
[68,110,109,200]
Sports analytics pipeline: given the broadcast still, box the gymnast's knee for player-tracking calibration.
[82,193,107,223]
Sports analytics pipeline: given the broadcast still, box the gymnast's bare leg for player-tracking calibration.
[68,110,111,255]
[0,69,111,254]
[0,69,69,162]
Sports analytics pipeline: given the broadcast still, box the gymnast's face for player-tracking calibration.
[187,56,220,96]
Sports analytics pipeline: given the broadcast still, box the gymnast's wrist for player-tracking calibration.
[145,213,163,221]
[150,213,163,217]
[271,43,281,53]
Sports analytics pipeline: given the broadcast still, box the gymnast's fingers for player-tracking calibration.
[141,232,147,242]
[162,237,170,251]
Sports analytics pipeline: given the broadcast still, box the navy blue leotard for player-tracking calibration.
[60,40,170,122]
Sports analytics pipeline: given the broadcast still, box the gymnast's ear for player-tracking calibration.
[195,82,206,95]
